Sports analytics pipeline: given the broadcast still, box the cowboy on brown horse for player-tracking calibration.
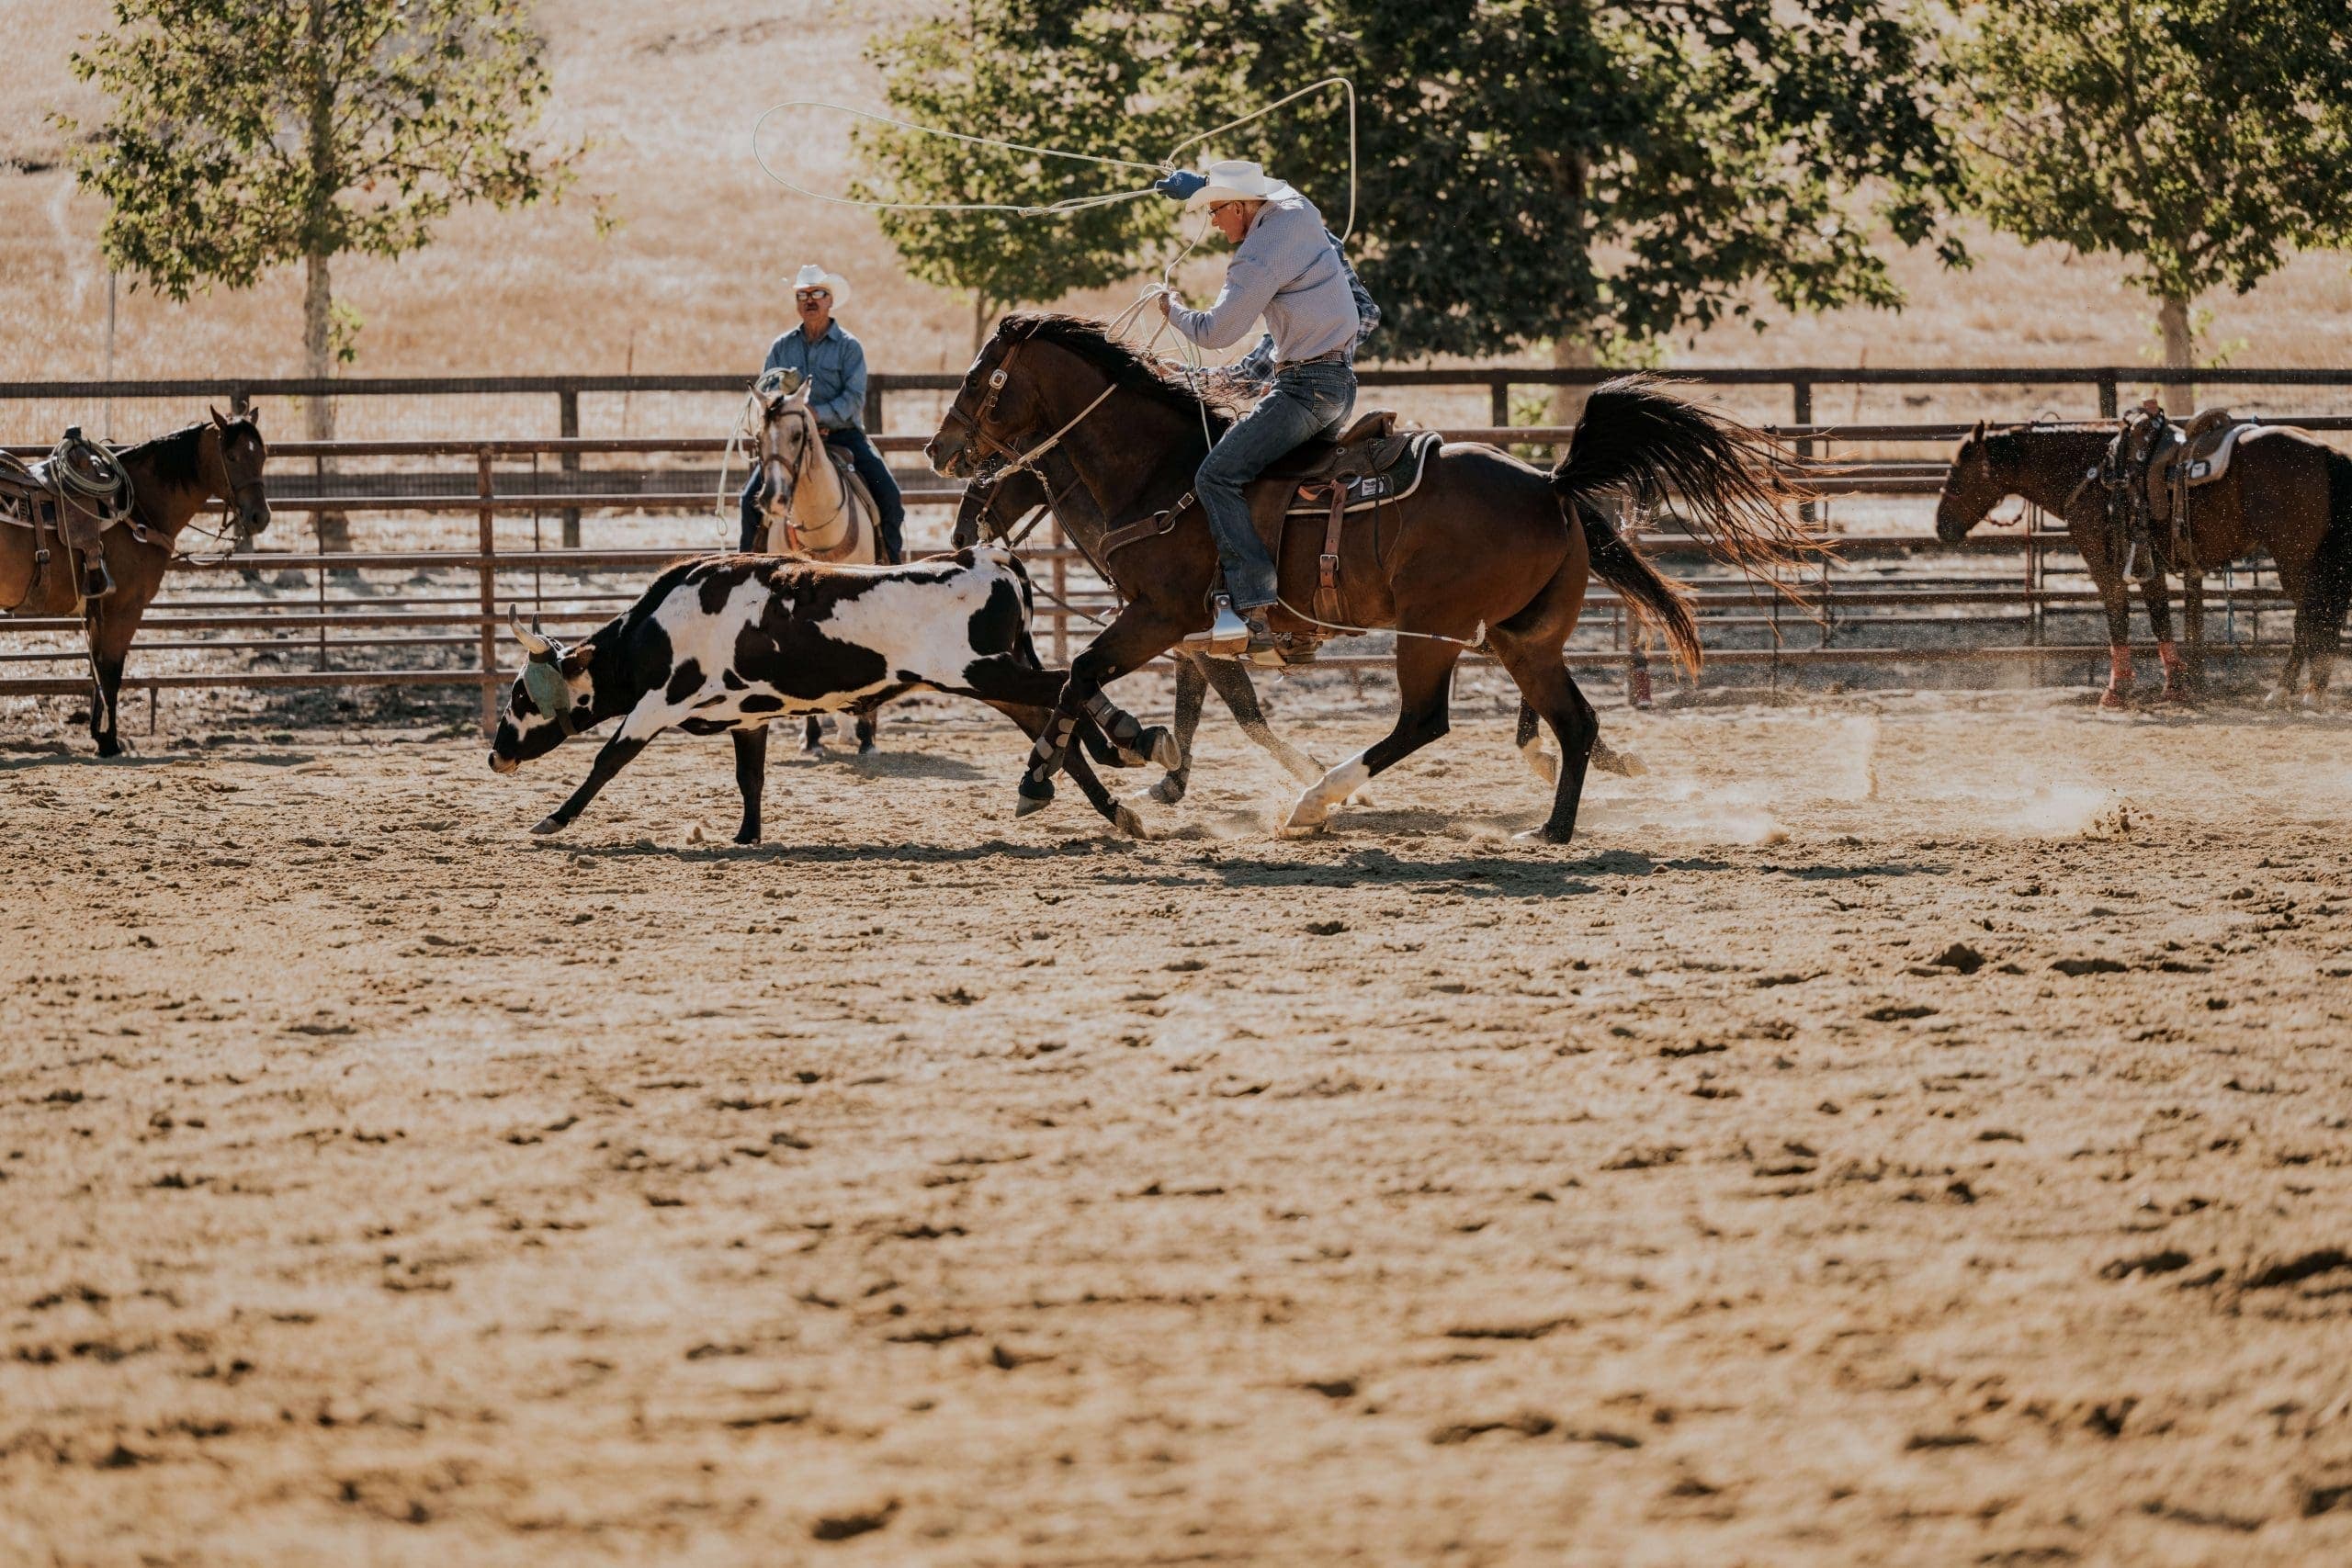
[1153,159,1375,660]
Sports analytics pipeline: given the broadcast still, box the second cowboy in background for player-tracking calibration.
[1155,159,1378,658]
[740,264,906,561]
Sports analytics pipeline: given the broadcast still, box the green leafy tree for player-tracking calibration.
[1954,0,2352,409]
[856,2,1181,351]
[857,1,1957,395]
[63,0,579,443]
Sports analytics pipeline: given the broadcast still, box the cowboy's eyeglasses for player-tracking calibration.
[796,288,831,301]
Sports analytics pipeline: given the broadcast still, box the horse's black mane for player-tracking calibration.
[120,422,212,491]
[998,313,1237,436]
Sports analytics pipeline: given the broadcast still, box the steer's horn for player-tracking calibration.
[507,606,555,658]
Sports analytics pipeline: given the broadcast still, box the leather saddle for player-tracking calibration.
[2,431,137,605]
[1245,410,1443,633]
[1255,411,1439,513]
[2143,407,2263,523]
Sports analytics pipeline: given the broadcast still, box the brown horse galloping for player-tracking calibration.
[1,411,271,754]
[1936,422,2352,706]
[926,315,1817,842]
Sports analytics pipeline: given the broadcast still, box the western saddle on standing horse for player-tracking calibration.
[2097,405,2266,580]
[0,426,138,607]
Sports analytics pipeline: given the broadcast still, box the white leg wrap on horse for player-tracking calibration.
[1283,750,1371,831]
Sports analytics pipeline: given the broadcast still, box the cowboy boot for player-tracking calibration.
[1240,609,1284,667]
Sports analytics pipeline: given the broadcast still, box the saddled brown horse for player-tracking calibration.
[926,315,1816,842]
[952,462,1645,804]
[1936,421,2352,706]
[2,410,271,754]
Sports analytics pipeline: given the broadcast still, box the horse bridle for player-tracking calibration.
[758,397,834,550]
[939,337,1120,485]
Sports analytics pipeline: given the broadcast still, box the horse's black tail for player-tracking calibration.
[1550,377,1829,664]
[1576,498,1702,674]
[2301,451,2352,668]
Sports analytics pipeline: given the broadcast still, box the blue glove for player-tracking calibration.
[1151,169,1206,201]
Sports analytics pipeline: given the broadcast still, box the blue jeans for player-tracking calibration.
[1194,359,1355,611]
[739,426,905,561]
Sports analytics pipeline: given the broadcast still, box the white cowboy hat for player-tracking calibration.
[784,263,850,308]
[1185,159,1299,209]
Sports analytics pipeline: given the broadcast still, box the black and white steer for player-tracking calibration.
[488,547,1156,840]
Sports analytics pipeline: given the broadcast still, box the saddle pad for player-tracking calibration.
[2174,422,2278,488]
[1272,431,1442,516]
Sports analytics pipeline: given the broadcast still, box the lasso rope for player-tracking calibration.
[754,77,1358,239]
[754,75,1403,654]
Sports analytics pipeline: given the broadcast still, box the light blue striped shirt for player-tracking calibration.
[1169,194,1362,364]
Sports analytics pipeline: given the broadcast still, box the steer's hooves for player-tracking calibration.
[732,829,762,846]
[530,815,566,836]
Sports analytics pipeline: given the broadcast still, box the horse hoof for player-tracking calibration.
[1145,776,1187,807]
[1278,804,1331,838]
[1513,826,1573,844]
[732,829,762,846]
[530,815,566,836]
[1113,805,1149,840]
[1146,727,1181,772]
[1015,786,1054,818]
[2098,688,2131,711]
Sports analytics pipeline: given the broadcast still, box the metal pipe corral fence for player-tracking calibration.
[6,365,2347,729]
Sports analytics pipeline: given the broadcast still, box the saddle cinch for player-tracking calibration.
[1247,410,1442,628]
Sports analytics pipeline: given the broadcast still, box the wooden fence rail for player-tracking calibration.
[4,407,2328,731]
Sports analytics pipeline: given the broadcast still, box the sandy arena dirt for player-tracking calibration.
[5,687,2351,1566]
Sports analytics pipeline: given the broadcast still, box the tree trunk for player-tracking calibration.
[303,251,350,554]
[972,292,991,355]
[1547,334,1596,429]
[303,0,347,553]
[2156,294,2194,416]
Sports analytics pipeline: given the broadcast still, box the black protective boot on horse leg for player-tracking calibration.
[1013,606,1187,818]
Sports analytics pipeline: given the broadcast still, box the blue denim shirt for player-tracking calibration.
[761,321,868,430]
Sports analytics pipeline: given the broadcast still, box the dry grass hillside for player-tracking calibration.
[5,0,2352,398]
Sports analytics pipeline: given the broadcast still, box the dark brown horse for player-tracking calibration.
[952,463,1645,804]
[2,411,271,754]
[927,316,1815,841]
[1936,422,2352,706]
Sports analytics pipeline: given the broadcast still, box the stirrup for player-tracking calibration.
[1184,595,1252,656]
[81,560,116,601]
